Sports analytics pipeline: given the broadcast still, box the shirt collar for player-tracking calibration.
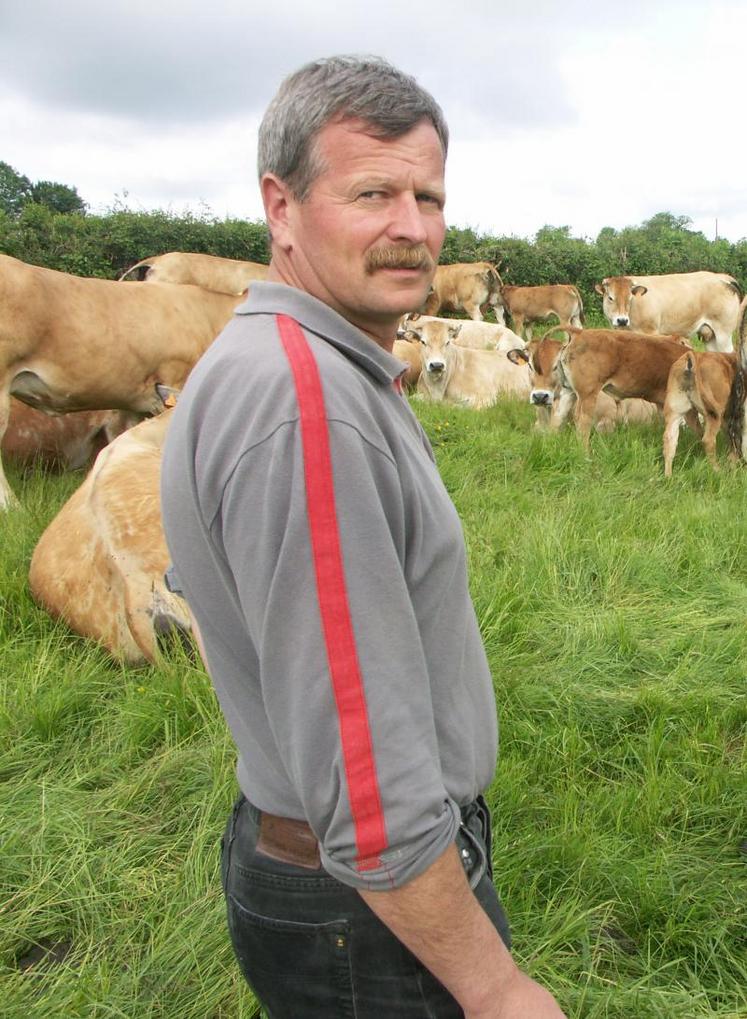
[235,281,406,385]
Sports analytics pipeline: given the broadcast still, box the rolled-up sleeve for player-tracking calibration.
[217,418,461,890]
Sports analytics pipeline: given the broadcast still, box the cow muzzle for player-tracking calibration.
[426,360,446,375]
[530,389,553,406]
[612,316,630,328]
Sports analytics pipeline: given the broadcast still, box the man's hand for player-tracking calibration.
[359,842,566,1018]
[466,969,567,1018]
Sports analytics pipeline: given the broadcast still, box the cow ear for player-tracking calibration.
[448,324,462,338]
[401,329,419,342]
[632,285,648,297]
[156,383,180,408]
[594,283,605,295]
[506,348,529,365]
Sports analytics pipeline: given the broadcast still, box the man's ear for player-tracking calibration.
[261,173,295,251]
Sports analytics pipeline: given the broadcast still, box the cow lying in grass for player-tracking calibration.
[405,319,530,408]
[29,405,191,664]
[400,314,525,352]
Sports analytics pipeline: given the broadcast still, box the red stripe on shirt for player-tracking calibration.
[277,313,388,870]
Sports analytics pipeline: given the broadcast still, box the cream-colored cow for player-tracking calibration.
[595,271,740,352]
[0,254,242,508]
[423,262,505,321]
[120,251,268,294]
[29,409,190,664]
[400,314,524,352]
[409,319,531,408]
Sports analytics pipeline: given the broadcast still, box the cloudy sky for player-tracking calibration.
[2,0,746,243]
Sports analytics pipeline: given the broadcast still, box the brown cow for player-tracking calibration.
[29,408,191,664]
[409,319,531,407]
[506,334,656,432]
[595,271,740,352]
[3,399,136,470]
[501,284,584,340]
[120,251,268,294]
[552,328,691,450]
[423,262,505,321]
[0,254,243,508]
[663,350,738,476]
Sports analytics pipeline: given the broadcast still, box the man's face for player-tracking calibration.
[267,117,446,342]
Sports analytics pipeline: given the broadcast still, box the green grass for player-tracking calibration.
[1,403,746,1018]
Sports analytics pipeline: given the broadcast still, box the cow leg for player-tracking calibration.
[701,413,722,470]
[512,313,525,339]
[0,387,20,510]
[525,324,534,342]
[550,387,576,431]
[570,314,583,328]
[574,395,596,452]
[662,412,683,477]
[684,408,703,437]
[464,301,483,322]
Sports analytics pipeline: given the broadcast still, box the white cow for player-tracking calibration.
[400,314,525,352]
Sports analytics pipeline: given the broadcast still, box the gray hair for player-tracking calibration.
[258,55,448,200]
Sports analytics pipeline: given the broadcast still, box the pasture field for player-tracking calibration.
[1,399,745,1019]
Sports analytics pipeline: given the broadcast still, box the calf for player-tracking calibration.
[501,284,584,340]
[552,328,690,450]
[409,319,530,408]
[506,333,655,432]
[663,350,738,475]
[29,408,191,664]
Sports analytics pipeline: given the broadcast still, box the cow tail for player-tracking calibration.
[572,285,585,325]
[118,258,153,282]
[541,324,571,343]
[725,277,743,300]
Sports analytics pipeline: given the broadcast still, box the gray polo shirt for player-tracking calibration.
[160,282,498,891]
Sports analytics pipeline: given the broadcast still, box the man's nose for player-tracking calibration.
[388,193,428,243]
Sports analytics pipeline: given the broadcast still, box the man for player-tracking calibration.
[161,56,566,1018]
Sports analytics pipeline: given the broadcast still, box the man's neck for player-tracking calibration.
[266,262,398,353]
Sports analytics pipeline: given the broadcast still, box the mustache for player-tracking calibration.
[365,246,436,273]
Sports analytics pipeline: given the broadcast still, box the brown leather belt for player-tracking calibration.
[256,810,322,869]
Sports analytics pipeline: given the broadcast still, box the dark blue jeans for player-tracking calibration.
[221,795,511,1018]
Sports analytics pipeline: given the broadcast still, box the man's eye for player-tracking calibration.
[359,191,385,200]
[417,194,443,208]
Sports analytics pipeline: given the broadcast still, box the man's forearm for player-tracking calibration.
[358,843,566,1018]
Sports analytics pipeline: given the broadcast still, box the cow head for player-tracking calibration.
[507,336,565,425]
[595,277,647,328]
[407,320,462,376]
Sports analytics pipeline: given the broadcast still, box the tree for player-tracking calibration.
[0,161,33,217]
[31,180,87,215]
